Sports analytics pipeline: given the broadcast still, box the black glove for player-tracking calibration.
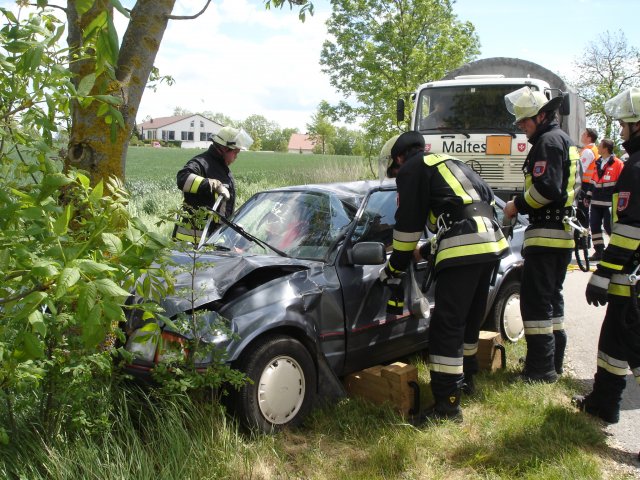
[418,243,434,263]
[585,281,608,307]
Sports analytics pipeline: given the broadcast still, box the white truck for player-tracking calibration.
[397,57,586,199]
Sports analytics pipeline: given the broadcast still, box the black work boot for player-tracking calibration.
[572,368,625,424]
[462,373,475,395]
[462,356,478,396]
[419,390,463,424]
[572,393,620,424]
[554,329,567,375]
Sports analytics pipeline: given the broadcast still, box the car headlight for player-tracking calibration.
[125,322,160,362]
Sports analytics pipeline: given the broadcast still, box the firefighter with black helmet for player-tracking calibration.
[573,87,640,430]
[379,131,509,422]
[173,126,253,244]
[503,87,582,382]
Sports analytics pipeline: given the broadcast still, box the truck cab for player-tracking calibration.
[409,75,554,199]
[398,58,585,201]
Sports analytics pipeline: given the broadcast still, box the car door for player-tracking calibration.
[336,187,430,373]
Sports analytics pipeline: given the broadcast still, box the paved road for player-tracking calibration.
[562,265,640,470]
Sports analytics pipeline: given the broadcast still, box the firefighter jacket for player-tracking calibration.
[387,152,509,276]
[588,134,640,299]
[513,120,582,254]
[587,155,624,207]
[580,144,598,187]
[173,145,236,243]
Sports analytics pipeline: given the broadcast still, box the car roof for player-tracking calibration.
[270,179,396,208]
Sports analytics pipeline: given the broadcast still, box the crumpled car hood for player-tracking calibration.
[161,251,313,317]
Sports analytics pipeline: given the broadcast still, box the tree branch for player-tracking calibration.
[166,0,211,20]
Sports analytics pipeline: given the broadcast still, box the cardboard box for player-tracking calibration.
[477,330,505,372]
[343,362,418,415]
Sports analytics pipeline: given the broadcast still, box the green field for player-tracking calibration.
[125,146,376,235]
[125,146,376,184]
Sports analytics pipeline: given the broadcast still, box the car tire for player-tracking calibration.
[492,280,523,343]
[235,334,316,432]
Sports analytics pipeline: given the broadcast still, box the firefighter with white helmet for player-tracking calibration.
[573,87,640,429]
[379,131,508,422]
[503,86,582,382]
[173,126,253,244]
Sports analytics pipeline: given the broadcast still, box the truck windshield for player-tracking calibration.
[416,84,535,134]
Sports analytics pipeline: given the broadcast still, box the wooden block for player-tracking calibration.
[343,362,418,415]
[477,330,504,372]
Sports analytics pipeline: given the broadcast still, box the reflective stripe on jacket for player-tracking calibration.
[388,153,508,274]
[513,121,581,253]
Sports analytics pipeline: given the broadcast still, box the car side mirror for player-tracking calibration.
[396,98,405,123]
[348,242,386,265]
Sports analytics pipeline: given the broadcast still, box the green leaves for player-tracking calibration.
[320,0,480,141]
[55,267,81,299]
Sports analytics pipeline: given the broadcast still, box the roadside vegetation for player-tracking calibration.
[1,344,627,479]
[2,147,634,479]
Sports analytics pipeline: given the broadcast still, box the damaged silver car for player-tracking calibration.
[123,180,525,431]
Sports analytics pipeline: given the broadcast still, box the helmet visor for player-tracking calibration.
[505,86,548,123]
[378,134,400,182]
[605,87,640,123]
[232,129,254,151]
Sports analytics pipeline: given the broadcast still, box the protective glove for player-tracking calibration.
[582,196,591,208]
[585,273,609,307]
[417,243,434,263]
[208,178,230,200]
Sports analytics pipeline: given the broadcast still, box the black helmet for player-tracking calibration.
[391,131,425,160]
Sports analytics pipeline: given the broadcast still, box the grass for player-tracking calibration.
[2,147,633,479]
[1,345,629,479]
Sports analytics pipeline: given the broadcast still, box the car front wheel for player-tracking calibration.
[236,334,316,432]
[492,280,523,342]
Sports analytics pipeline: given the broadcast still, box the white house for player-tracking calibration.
[137,114,224,149]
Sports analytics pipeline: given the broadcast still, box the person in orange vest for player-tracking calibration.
[586,138,625,261]
[578,128,599,230]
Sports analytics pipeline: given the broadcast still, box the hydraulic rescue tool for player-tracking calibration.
[563,209,591,272]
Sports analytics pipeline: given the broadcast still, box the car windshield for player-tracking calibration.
[416,84,536,134]
[207,190,354,261]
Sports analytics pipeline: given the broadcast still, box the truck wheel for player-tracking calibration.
[236,335,316,432]
[492,280,523,343]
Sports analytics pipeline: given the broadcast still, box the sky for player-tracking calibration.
[2,0,639,132]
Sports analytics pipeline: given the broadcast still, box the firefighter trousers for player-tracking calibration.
[590,299,640,408]
[520,250,572,376]
[589,205,612,251]
[428,261,498,398]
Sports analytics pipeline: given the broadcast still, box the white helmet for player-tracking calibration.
[605,87,640,123]
[211,126,254,151]
[504,86,562,123]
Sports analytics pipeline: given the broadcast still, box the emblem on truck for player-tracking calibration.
[517,143,526,152]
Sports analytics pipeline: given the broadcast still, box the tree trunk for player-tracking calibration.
[65,0,176,183]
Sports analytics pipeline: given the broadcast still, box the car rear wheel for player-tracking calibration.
[492,280,523,342]
[236,334,316,432]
